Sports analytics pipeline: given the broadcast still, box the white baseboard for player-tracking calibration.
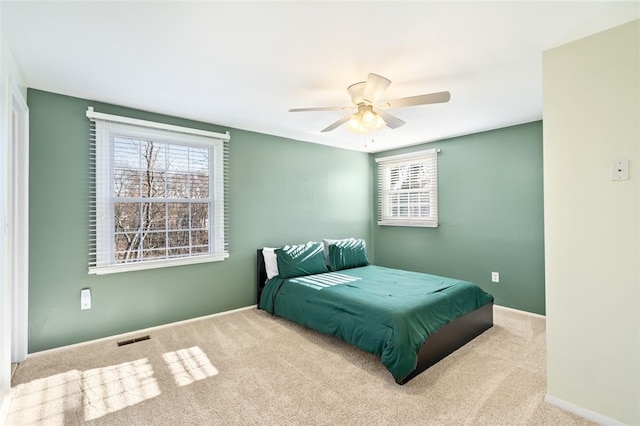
[544,394,627,426]
[494,304,546,319]
[29,305,257,358]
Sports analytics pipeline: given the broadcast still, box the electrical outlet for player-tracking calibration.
[81,288,91,310]
[491,272,500,283]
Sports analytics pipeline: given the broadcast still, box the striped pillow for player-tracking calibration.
[275,242,329,279]
[327,238,369,271]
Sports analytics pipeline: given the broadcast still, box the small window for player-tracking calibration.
[376,148,438,227]
[87,108,229,274]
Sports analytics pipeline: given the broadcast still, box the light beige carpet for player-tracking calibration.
[7,306,594,425]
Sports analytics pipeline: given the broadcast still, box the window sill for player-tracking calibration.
[378,220,438,228]
[89,253,229,275]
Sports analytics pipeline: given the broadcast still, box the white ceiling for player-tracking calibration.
[2,1,638,153]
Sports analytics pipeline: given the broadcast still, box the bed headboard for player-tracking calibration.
[256,249,268,305]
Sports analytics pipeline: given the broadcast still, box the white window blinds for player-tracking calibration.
[376,148,438,228]
[87,108,230,274]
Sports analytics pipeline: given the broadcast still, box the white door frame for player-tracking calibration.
[9,80,28,363]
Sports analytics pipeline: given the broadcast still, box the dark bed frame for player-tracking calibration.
[256,249,493,385]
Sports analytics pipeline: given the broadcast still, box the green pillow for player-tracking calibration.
[327,239,369,271]
[275,242,329,279]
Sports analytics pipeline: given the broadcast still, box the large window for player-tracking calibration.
[87,108,229,274]
[376,148,438,227]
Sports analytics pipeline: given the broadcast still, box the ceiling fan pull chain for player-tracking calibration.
[365,135,375,149]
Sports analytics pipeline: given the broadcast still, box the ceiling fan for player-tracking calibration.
[289,73,450,133]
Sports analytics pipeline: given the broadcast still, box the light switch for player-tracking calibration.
[611,160,629,181]
[81,288,91,310]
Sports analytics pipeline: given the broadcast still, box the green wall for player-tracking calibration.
[28,89,372,352]
[372,122,545,314]
[28,89,544,353]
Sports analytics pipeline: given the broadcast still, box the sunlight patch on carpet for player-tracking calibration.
[83,358,161,421]
[8,358,161,424]
[9,370,83,424]
[162,346,218,386]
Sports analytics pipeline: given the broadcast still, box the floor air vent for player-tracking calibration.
[117,335,151,347]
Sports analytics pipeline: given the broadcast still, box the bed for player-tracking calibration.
[256,241,493,385]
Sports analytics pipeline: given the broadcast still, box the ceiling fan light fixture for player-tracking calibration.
[346,105,386,134]
[346,114,363,132]
[361,109,377,129]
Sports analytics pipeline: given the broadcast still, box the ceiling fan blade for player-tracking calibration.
[384,91,451,109]
[321,114,352,132]
[362,73,391,104]
[377,110,406,129]
[289,106,352,112]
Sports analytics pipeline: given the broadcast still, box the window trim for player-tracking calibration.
[376,148,439,228]
[90,253,229,275]
[87,108,230,275]
[86,107,229,140]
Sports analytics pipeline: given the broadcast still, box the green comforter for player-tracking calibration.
[259,265,493,381]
